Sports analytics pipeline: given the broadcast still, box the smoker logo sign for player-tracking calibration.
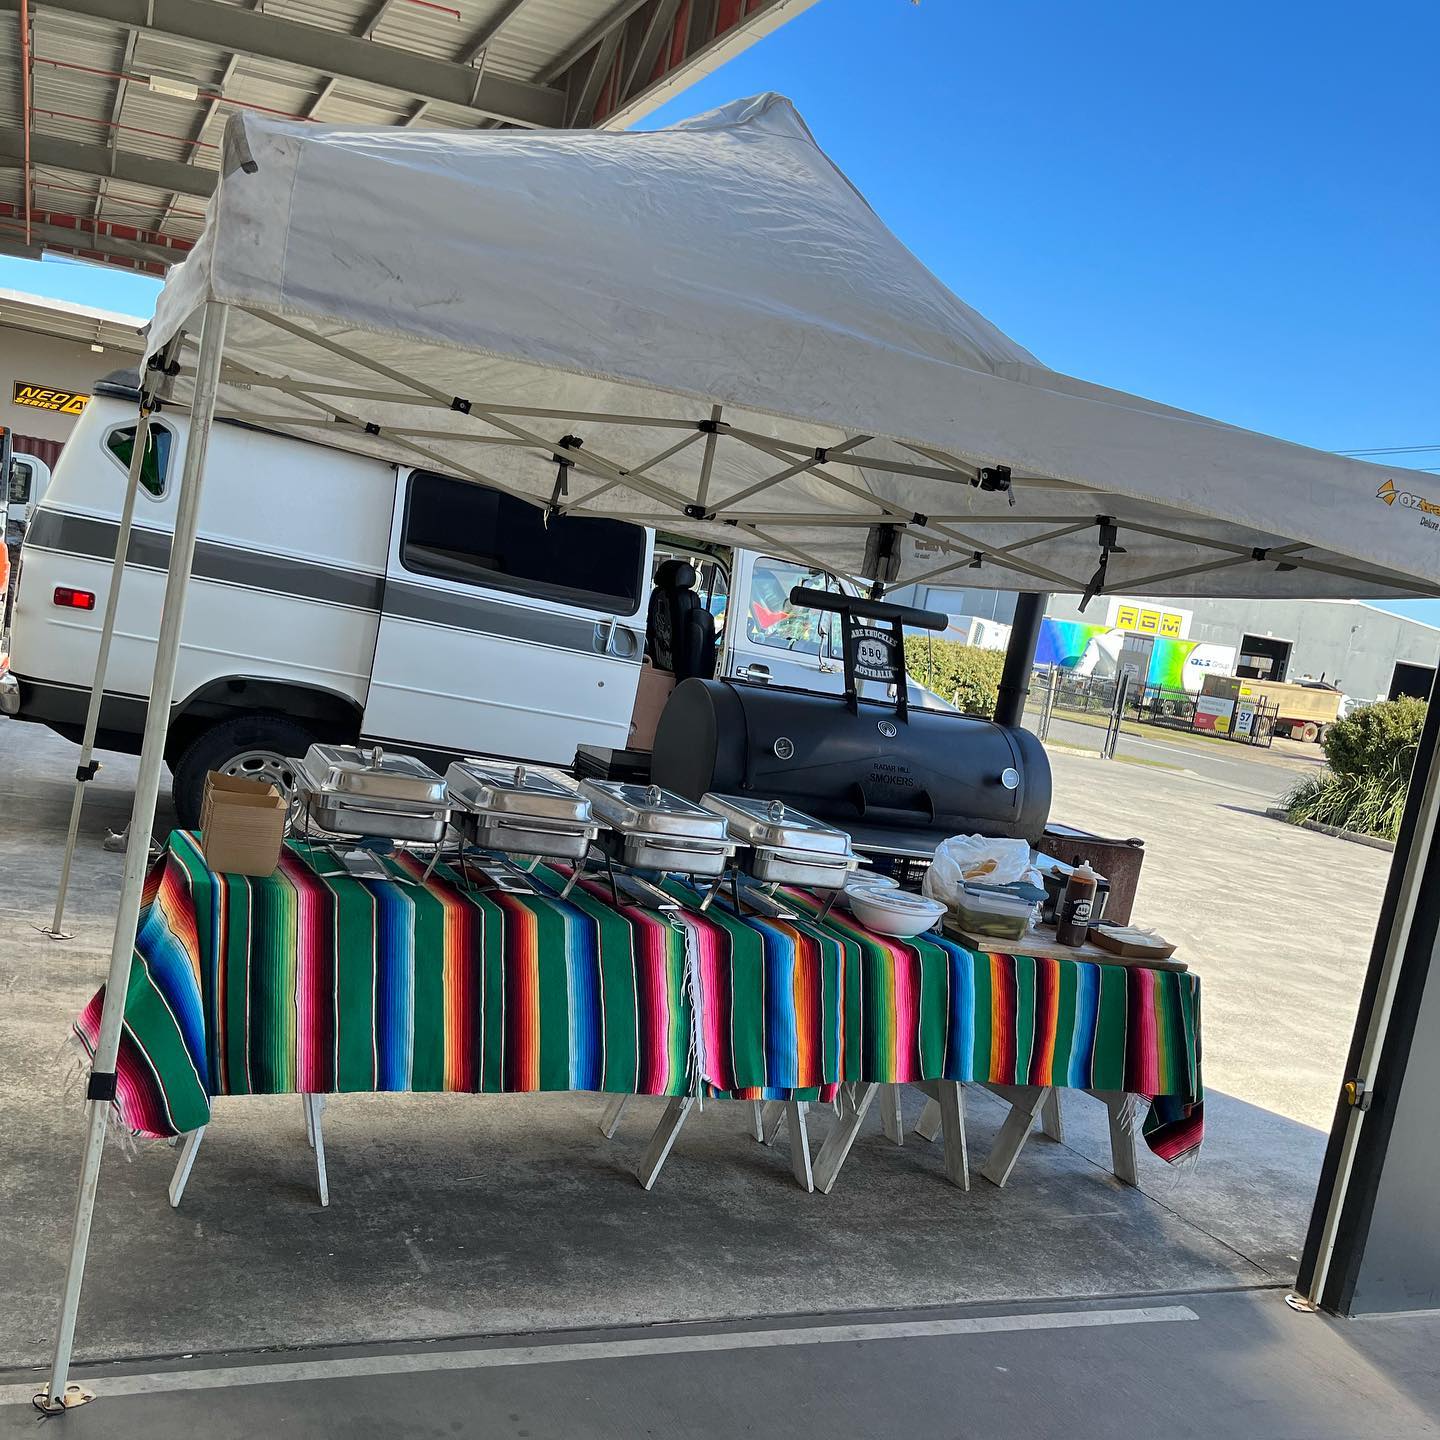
[848,625,901,682]
[1377,478,1440,531]
[13,382,89,414]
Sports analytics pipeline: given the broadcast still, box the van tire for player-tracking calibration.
[171,713,319,829]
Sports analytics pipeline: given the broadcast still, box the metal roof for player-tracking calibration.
[0,0,819,274]
[0,282,145,348]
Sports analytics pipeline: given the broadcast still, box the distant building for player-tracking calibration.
[0,289,146,470]
[890,583,1439,705]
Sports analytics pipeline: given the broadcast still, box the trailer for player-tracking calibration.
[1200,673,1343,742]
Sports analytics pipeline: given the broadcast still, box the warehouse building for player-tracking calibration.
[0,288,146,470]
[893,582,1440,706]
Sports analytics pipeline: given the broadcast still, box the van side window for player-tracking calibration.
[8,460,31,504]
[401,471,646,614]
[746,560,842,657]
[104,423,173,499]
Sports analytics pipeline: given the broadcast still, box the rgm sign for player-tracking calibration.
[13,382,89,415]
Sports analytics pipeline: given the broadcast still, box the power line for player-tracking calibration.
[1339,444,1440,457]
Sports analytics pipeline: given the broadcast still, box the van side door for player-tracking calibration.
[363,469,651,764]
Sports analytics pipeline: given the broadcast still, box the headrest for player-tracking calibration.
[655,558,697,591]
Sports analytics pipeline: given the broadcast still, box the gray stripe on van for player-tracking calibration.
[25,510,645,659]
[382,580,643,660]
[26,509,386,612]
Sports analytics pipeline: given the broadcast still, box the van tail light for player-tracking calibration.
[53,587,96,611]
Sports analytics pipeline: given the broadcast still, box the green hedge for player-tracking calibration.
[904,637,1006,717]
[1284,697,1427,840]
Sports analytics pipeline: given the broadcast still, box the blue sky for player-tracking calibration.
[4,0,1435,615]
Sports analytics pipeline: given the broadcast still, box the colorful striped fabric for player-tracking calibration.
[76,835,697,1139]
[744,890,1203,1161]
[75,836,1202,1163]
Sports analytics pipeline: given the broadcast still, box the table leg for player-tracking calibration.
[760,1099,788,1146]
[812,1083,878,1195]
[880,1083,905,1146]
[303,1092,315,1149]
[786,1101,814,1193]
[305,1094,330,1208]
[936,1082,969,1190]
[912,1080,943,1143]
[749,1100,765,1142]
[167,1126,206,1209]
[1040,1088,1065,1142]
[979,1084,1051,1188]
[598,1094,629,1140]
[635,1096,695,1191]
[1090,1090,1139,1186]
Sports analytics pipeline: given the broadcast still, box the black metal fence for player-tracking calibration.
[1028,668,1279,748]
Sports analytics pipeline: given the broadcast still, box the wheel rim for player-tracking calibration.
[220,748,300,798]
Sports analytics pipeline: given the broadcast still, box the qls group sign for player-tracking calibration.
[13,382,89,415]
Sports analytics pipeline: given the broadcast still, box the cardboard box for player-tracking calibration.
[627,656,677,751]
[199,771,286,876]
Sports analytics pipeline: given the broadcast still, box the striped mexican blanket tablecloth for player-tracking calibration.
[679,885,1203,1163]
[76,834,1202,1162]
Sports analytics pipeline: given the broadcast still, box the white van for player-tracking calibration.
[3,377,940,825]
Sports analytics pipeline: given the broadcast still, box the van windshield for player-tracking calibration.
[402,471,646,614]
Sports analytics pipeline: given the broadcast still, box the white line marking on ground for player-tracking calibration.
[1,1306,1197,1407]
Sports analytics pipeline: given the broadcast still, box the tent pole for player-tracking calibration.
[41,301,229,1414]
[44,406,155,941]
[994,591,1049,728]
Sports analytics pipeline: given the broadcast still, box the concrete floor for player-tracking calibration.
[3,1290,1438,1438]
[0,717,1391,1374]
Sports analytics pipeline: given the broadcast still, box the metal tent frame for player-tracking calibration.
[36,99,1440,1407]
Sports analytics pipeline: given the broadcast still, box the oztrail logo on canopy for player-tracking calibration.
[1377,479,1440,530]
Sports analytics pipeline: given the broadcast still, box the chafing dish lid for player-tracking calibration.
[446,761,592,823]
[297,744,448,807]
[578,780,731,841]
[700,793,856,858]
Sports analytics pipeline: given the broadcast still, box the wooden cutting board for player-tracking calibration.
[942,919,1188,973]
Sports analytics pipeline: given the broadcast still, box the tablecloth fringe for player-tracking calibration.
[58,1033,141,1160]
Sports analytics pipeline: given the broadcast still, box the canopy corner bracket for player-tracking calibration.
[1080,516,1126,612]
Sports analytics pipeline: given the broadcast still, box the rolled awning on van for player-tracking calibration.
[141,92,1440,602]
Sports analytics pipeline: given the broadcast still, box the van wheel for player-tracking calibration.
[171,714,318,830]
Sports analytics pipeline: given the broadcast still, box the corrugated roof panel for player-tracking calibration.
[487,0,621,82]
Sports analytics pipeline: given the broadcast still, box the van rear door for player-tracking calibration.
[363,470,651,763]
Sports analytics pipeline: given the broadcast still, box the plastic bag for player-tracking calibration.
[923,835,1037,906]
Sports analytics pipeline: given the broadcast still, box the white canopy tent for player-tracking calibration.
[40,93,1440,1411]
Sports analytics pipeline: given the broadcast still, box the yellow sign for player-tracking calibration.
[1113,603,1185,639]
[13,382,89,415]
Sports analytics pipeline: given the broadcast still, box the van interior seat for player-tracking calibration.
[645,558,717,681]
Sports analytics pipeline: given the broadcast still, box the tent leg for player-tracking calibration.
[43,407,158,941]
[43,302,229,1411]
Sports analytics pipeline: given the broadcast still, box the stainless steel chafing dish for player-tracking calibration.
[578,780,735,877]
[293,744,450,843]
[700,793,859,890]
[445,760,599,862]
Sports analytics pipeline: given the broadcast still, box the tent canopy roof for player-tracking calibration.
[145,93,1440,601]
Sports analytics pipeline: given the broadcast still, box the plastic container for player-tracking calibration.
[948,885,1035,942]
[846,883,946,939]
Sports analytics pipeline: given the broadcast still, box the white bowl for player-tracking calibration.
[840,873,898,911]
[846,883,946,939]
